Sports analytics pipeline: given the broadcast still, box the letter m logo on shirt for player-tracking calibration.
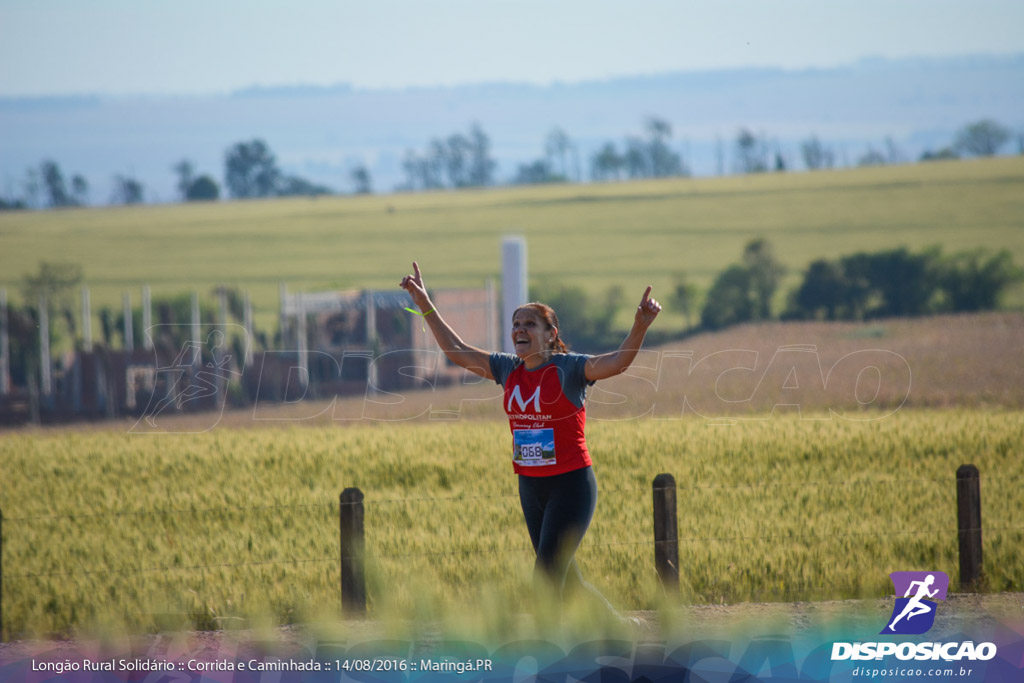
[508,385,542,413]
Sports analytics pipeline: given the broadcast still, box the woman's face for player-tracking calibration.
[511,308,554,361]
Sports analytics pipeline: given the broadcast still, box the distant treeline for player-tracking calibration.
[0,118,1019,210]
[533,240,1022,351]
[785,248,1020,323]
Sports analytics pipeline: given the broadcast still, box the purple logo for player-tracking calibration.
[881,571,949,635]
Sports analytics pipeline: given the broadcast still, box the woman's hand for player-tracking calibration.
[399,261,432,311]
[585,285,662,382]
[397,261,494,380]
[634,286,662,330]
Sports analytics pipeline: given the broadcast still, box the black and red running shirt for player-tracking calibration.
[489,352,595,477]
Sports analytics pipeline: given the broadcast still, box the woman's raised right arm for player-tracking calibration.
[399,261,494,380]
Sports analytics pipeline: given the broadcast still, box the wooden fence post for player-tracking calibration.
[340,488,366,617]
[956,464,982,589]
[653,473,679,594]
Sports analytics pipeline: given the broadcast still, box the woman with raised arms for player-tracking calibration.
[399,261,661,617]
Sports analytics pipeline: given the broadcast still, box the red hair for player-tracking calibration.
[514,302,569,353]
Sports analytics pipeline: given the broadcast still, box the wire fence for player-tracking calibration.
[7,524,1024,581]
[0,468,1019,636]
[0,475,975,522]
[1,479,1018,572]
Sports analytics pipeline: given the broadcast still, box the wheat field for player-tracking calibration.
[1,410,1020,639]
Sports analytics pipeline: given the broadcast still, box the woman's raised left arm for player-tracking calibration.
[584,286,661,381]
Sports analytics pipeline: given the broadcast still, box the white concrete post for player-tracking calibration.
[297,293,308,389]
[279,282,289,350]
[244,290,254,367]
[485,277,497,352]
[142,285,152,350]
[191,291,201,367]
[122,293,133,351]
[81,286,92,351]
[501,236,528,354]
[364,290,377,390]
[218,287,228,330]
[38,295,51,396]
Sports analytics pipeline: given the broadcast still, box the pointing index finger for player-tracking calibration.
[413,261,422,281]
[641,285,652,304]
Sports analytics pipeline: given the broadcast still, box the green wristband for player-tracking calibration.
[404,307,434,316]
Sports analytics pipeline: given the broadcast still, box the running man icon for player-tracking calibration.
[881,570,949,635]
[130,323,251,434]
[888,574,938,630]
[140,329,239,429]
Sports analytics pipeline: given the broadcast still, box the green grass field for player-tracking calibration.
[1,411,1020,640]
[1,157,1023,333]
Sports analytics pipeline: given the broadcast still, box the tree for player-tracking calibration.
[467,123,496,187]
[857,147,887,167]
[840,248,940,318]
[350,164,372,194]
[224,139,280,198]
[0,196,27,211]
[701,265,755,330]
[735,129,768,173]
[513,160,559,185]
[742,239,785,320]
[400,151,425,191]
[669,273,700,329]
[399,151,419,191]
[789,259,848,320]
[185,175,220,201]
[545,127,572,179]
[425,140,446,188]
[623,137,650,178]
[22,261,83,312]
[528,281,625,349]
[71,175,89,205]
[645,117,684,177]
[954,119,1011,157]
[401,125,496,191]
[22,167,42,208]
[173,159,195,200]
[111,174,144,204]
[40,160,73,207]
[920,147,959,162]
[786,247,1019,321]
[937,249,1021,311]
[646,117,671,142]
[443,133,472,187]
[591,143,623,181]
[884,137,904,164]
[801,136,834,170]
[401,146,443,191]
[21,261,84,343]
[276,175,332,197]
[697,239,784,329]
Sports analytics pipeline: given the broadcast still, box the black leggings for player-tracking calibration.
[518,466,615,611]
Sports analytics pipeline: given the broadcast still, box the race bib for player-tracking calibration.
[512,428,556,466]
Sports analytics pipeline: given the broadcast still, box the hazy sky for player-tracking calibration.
[2,0,1023,96]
